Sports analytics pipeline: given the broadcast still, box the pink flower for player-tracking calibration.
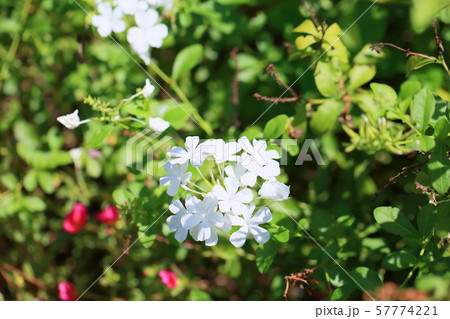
[58,282,78,301]
[96,205,119,226]
[63,202,88,234]
[158,270,178,289]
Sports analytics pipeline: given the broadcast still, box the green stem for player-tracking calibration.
[75,169,89,200]
[149,62,213,136]
[0,0,31,87]
[399,240,428,289]
[441,59,450,77]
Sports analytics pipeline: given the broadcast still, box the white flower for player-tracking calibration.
[57,109,90,129]
[92,2,126,37]
[127,9,168,54]
[146,0,173,11]
[69,147,83,170]
[167,197,190,242]
[181,196,224,246]
[203,139,242,163]
[258,180,290,201]
[149,117,169,133]
[229,204,272,247]
[138,51,151,65]
[143,79,155,98]
[240,152,280,180]
[239,137,281,167]
[211,177,253,214]
[160,162,192,196]
[123,78,155,102]
[115,0,148,15]
[168,136,209,167]
[224,162,257,187]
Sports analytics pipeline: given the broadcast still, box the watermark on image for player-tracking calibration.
[126,129,325,175]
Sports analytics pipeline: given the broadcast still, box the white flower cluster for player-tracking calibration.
[92,0,172,65]
[160,136,290,247]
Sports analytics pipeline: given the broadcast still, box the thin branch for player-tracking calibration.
[371,42,437,61]
[253,64,300,104]
[371,154,430,201]
[253,93,299,104]
[230,47,240,106]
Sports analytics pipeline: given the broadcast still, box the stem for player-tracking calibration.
[0,0,31,87]
[130,117,149,127]
[181,184,205,196]
[149,62,213,136]
[372,42,438,61]
[441,59,450,77]
[187,180,207,192]
[75,169,89,199]
[196,167,212,189]
[399,240,428,289]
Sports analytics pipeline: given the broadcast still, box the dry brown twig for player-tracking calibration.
[253,64,300,104]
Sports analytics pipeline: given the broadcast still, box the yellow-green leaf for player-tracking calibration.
[292,19,318,36]
[295,35,317,50]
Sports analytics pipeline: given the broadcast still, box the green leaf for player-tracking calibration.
[374,206,418,237]
[13,120,39,148]
[434,117,450,142]
[263,114,289,139]
[417,135,436,152]
[23,169,38,192]
[412,88,435,133]
[37,171,55,194]
[113,189,134,206]
[272,226,290,243]
[417,204,437,236]
[382,251,416,271]
[1,173,17,191]
[22,196,46,212]
[255,240,278,274]
[349,267,382,291]
[292,19,318,36]
[405,56,436,77]
[427,141,450,194]
[314,61,340,97]
[87,124,114,149]
[295,35,316,50]
[172,44,203,80]
[370,83,397,108]
[188,289,212,301]
[435,202,450,237]
[348,65,376,90]
[310,100,343,135]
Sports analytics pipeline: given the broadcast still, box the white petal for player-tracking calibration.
[112,19,126,33]
[196,219,212,241]
[167,181,180,196]
[251,207,272,224]
[149,117,169,132]
[159,175,174,186]
[211,185,228,201]
[166,215,181,231]
[224,177,239,195]
[181,213,202,229]
[174,227,188,242]
[146,24,168,48]
[127,27,148,53]
[218,200,231,213]
[230,226,249,248]
[208,211,224,227]
[234,188,253,203]
[249,226,270,244]
[205,229,218,246]
[230,201,249,216]
[240,171,257,187]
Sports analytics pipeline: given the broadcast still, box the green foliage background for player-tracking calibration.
[0,0,449,300]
